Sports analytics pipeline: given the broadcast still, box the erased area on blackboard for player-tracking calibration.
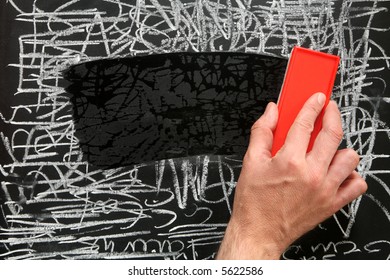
[64,52,287,168]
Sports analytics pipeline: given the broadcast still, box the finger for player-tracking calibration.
[308,101,343,169]
[332,172,367,212]
[281,92,326,158]
[247,102,278,159]
[324,148,360,189]
[345,171,363,180]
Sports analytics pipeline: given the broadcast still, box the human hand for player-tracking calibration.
[216,93,367,259]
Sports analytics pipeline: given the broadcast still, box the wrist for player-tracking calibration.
[216,216,284,260]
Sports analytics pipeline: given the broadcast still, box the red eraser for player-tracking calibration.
[271,46,340,156]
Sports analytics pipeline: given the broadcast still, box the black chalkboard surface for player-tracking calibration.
[64,52,286,168]
[1,0,389,260]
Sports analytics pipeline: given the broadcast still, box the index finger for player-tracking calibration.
[278,92,326,158]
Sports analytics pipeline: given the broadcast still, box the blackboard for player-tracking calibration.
[1,0,389,260]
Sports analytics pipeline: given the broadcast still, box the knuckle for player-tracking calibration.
[305,100,321,112]
[306,101,323,117]
[324,126,344,144]
[343,148,360,168]
[285,157,302,170]
[356,178,368,193]
[251,123,273,140]
[243,149,256,165]
[243,146,266,165]
[295,118,314,132]
[250,120,260,131]
[304,165,326,188]
[251,117,266,131]
[306,172,324,188]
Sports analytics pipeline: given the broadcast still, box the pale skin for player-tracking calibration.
[216,92,368,259]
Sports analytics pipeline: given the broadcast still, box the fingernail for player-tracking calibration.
[317,92,326,106]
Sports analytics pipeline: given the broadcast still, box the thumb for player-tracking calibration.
[247,102,278,159]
